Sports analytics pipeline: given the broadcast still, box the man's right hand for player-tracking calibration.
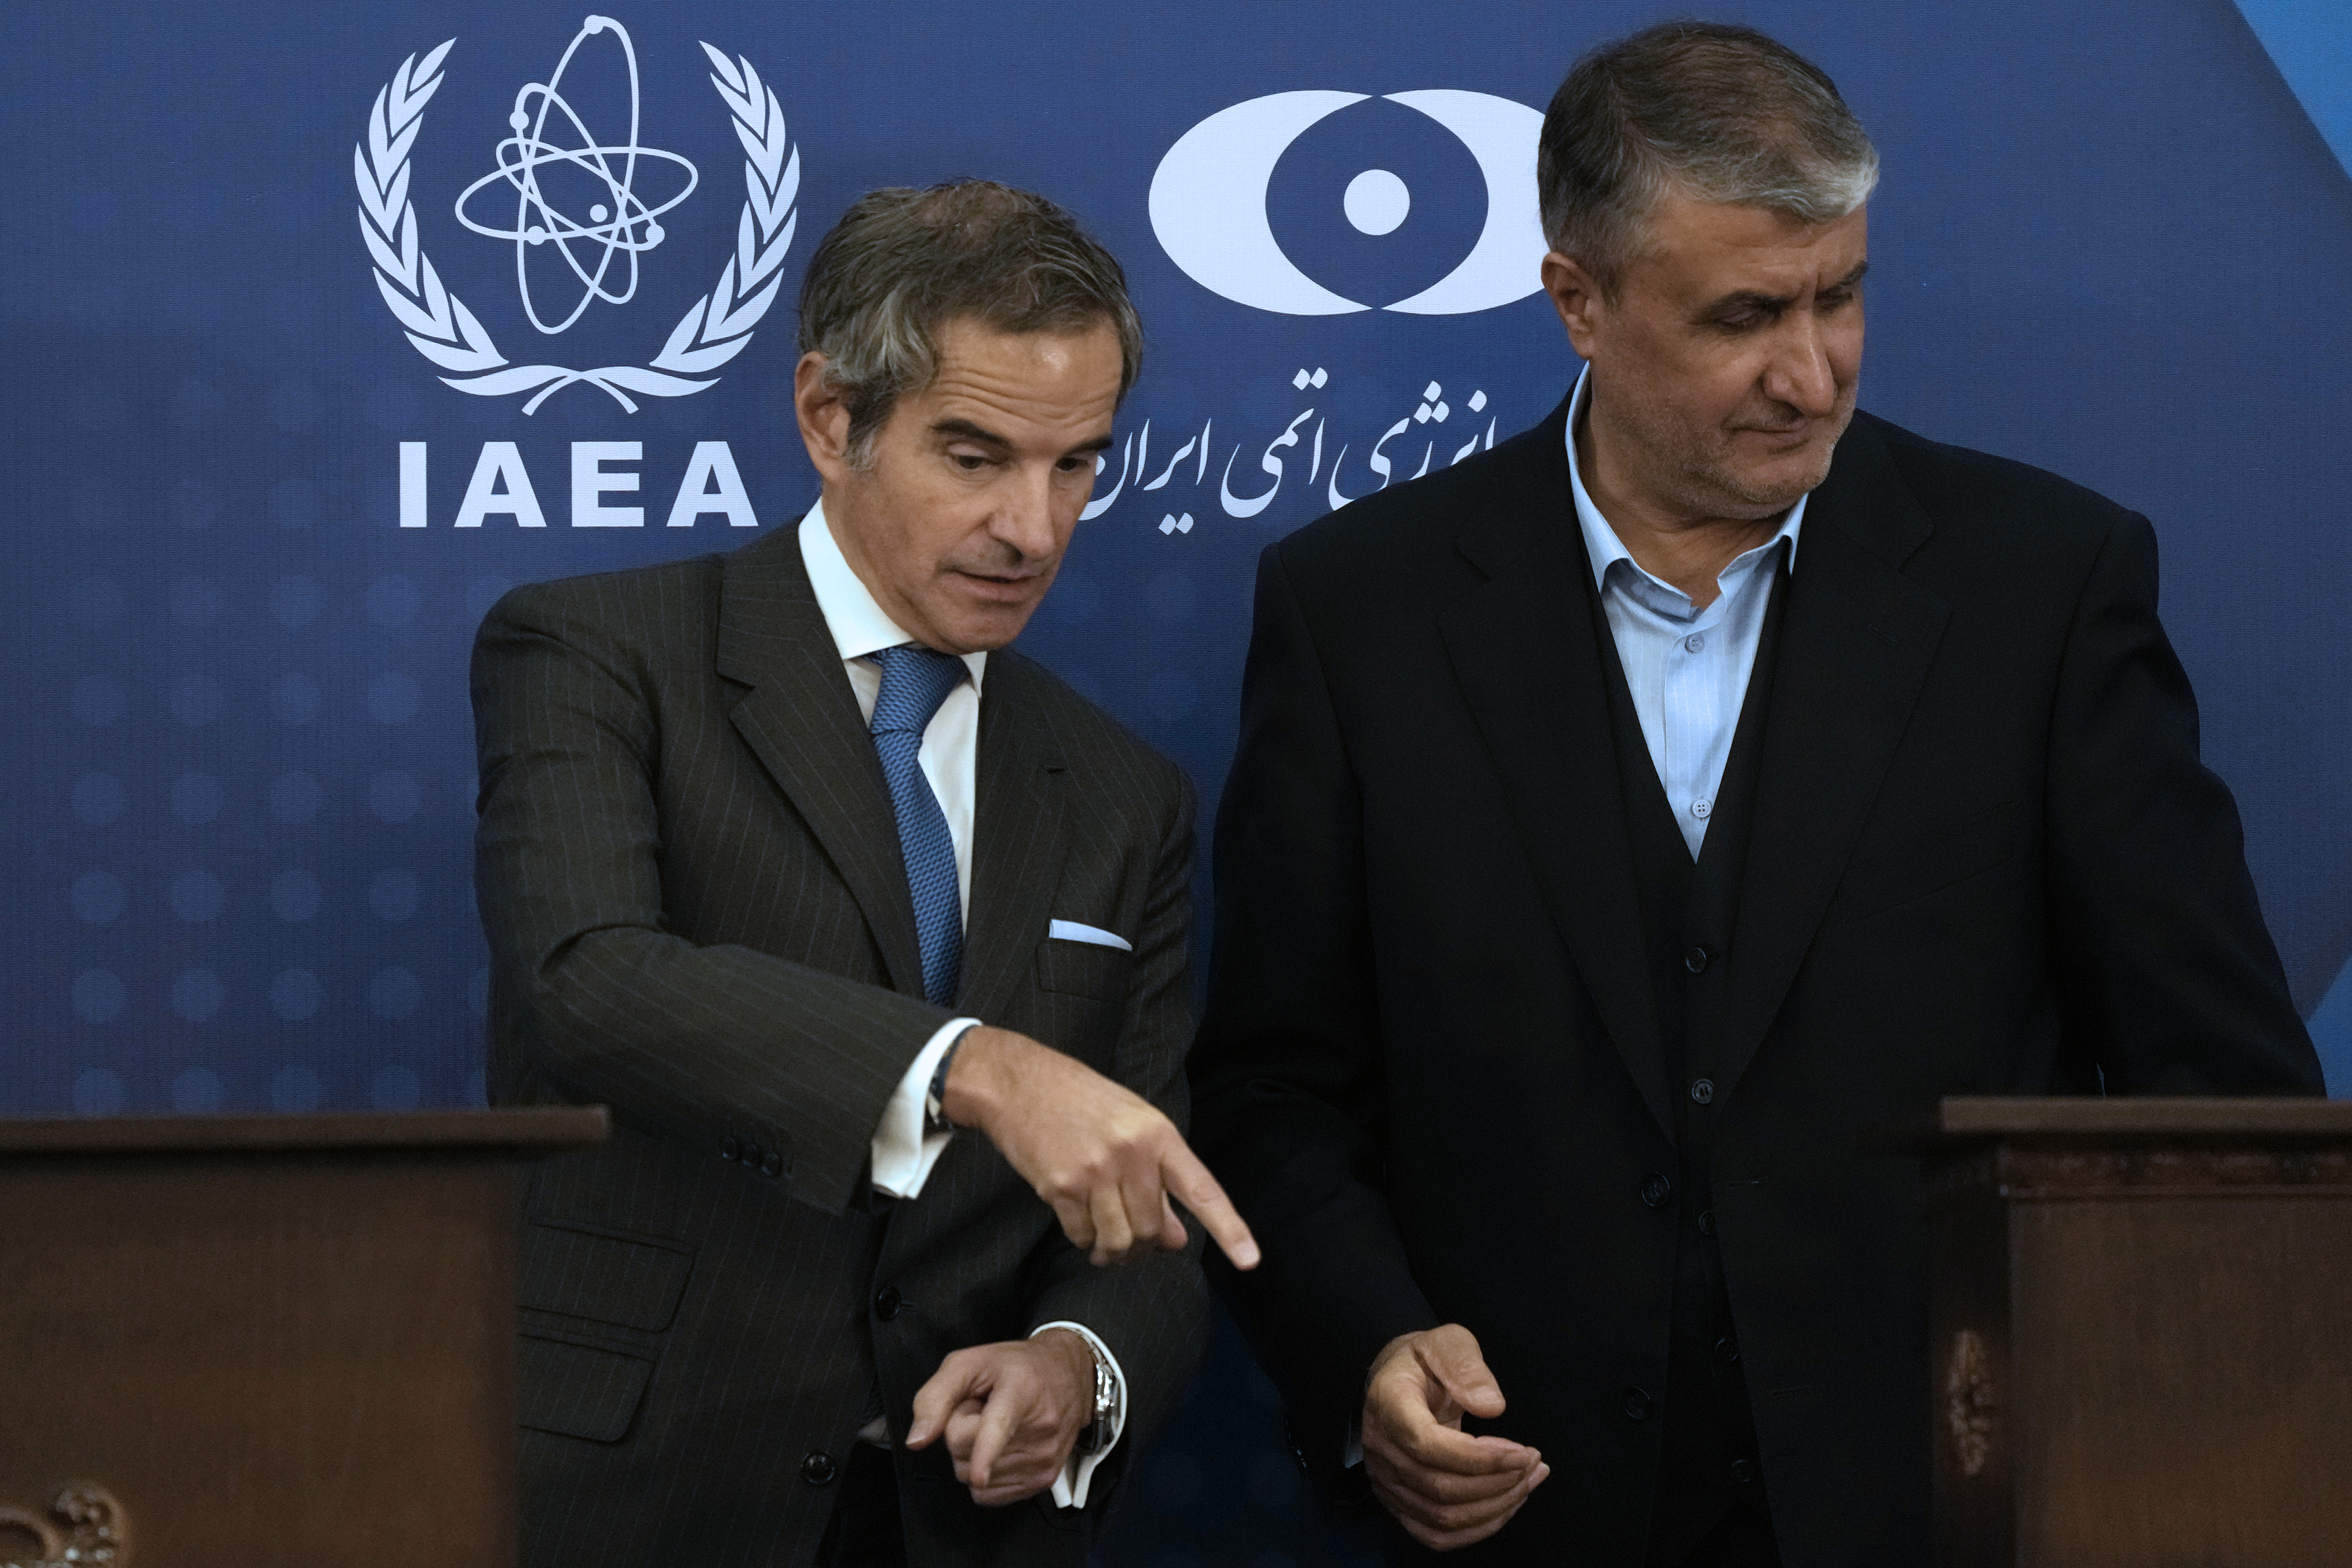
[1362,1325,1548,1551]
[943,1025,1260,1272]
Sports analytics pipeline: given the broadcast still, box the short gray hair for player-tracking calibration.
[796,181,1143,467]
[1538,22,1879,296]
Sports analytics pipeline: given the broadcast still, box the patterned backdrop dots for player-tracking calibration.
[269,770,323,824]
[172,967,225,1022]
[271,1063,326,1113]
[171,771,223,825]
[71,970,125,1023]
[170,1066,225,1113]
[366,574,420,628]
[72,1067,125,1116]
[369,1064,422,1111]
[270,967,323,1022]
[72,772,127,826]
[171,870,226,923]
[72,673,126,726]
[271,870,322,923]
[270,574,324,628]
[270,672,322,726]
[368,771,421,823]
[72,871,125,925]
[368,966,422,1020]
[170,672,222,727]
[169,575,226,629]
[367,671,422,725]
[71,575,126,629]
[368,869,422,922]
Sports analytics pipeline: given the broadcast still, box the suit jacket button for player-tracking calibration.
[1729,1458,1757,1485]
[1684,946,1710,974]
[1714,1336,1739,1365]
[1621,1387,1652,1421]
[762,1150,783,1178]
[720,1137,741,1162]
[1640,1174,1674,1209]
[874,1286,903,1321]
[801,1449,837,1486]
[1689,1078,1715,1105]
[1698,1209,1718,1238]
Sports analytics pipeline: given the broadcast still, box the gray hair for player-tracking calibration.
[1538,22,1879,296]
[796,180,1143,468]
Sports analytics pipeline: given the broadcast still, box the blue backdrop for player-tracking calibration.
[10,2,2351,1561]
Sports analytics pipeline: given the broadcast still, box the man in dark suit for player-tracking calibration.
[1190,24,2322,1568]
[474,182,1255,1568]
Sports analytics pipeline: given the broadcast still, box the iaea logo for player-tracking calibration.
[355,16,801,413]
[1151,90,1545,315]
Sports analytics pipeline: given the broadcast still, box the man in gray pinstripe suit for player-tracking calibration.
[473,183,1255,1567]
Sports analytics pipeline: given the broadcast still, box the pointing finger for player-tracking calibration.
[1162,1143,1260,1270]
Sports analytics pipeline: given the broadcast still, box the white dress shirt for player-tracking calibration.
[1564,368,1805,857]
[799,504,1125,1506]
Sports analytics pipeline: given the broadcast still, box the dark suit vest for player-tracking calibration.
[1586,545,1791,1561]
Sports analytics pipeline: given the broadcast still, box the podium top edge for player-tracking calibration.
[0,1106,611,1156]
[1866,1096,2352,1152]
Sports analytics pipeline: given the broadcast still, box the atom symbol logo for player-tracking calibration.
[356,24,801,412]
[454,15,697,335]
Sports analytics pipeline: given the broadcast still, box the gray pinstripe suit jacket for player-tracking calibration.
[472,522,1207,1567]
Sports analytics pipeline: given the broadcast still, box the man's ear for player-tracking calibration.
[794,351,855,487]
[1541,252,1607,361]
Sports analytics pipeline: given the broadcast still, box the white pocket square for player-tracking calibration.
[1048,918,1132,952]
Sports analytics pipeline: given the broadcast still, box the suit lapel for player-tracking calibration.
[1438,399,1676,1140]
[715,527,927,999]
[1718,417,1951,1090]
[957,655,1068,1023]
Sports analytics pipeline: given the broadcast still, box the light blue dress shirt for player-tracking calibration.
[1564,368,1806,859]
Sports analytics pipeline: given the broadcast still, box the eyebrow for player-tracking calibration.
[930,417,1117,458]
[1699,259,1871,317]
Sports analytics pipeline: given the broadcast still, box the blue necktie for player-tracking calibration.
[869,644,968,1007]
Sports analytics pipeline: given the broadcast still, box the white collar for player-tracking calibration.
[1562,364,1806,595]
[798,500,988,692]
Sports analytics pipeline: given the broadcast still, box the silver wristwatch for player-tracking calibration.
[1073,1338,1117,1455]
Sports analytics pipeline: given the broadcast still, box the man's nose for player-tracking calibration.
[989,467,1061,561]
[1764,317,1839,416]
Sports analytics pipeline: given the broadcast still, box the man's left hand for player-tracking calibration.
[905,1329,1095,1506]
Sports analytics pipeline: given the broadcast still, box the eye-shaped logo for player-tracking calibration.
[1151,89,1545,315]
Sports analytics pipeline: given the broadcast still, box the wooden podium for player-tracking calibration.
[1884,1098,2352,1568]
[0,1108,607,1568]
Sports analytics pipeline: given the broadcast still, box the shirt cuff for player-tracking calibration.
[1030,1321,1128,1509]
[868,1017,978,1198]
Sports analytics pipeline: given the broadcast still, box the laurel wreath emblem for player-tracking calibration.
[355,38,799,413]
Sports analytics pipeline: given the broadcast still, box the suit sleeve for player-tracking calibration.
[473,580,954,1218]
[2043,511,2323,1093]
[1019,760,1209,1491]
[1188,544,1438,1487]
